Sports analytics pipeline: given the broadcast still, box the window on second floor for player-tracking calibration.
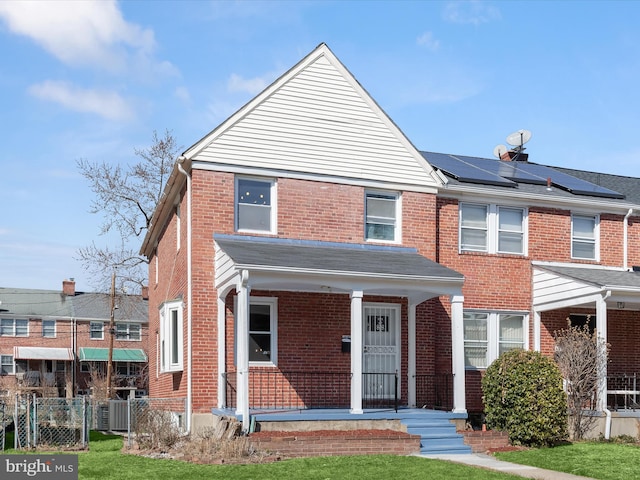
[90,322,104,340]
[365,191,400,242]
[42,319,56,338]
[571,214,598,260]
[236,177,276,233]
[0,318,28,337]
[115,322,141,341]
[459,203,526,255]
[463,311,527,369]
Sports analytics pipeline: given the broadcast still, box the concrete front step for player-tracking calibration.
[402,419,472,455]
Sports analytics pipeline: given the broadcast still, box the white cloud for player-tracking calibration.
[228,73,270,95]
[174,86,191,103]
[28,81,134,121]
[443,1,501,25]
[0,0,167,75]
[417,32,440,51]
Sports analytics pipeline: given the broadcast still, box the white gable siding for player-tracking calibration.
[533,268,601,309]
[192,54,437,190]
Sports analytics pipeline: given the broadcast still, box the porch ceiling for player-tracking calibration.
[214,234,464,303]
[533,264,640,311]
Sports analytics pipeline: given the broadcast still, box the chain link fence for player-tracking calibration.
[0,400,6,451]
[6,395,187,451]
[13,395,90,449]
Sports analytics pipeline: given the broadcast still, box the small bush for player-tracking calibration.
[482,349,568,447]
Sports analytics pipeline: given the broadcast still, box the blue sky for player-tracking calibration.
[1,0,639,292]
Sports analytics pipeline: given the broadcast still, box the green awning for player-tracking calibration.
[79,347,147,363]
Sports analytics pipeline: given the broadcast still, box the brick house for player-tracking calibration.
[141,43,640,436]
[0,280,148,399]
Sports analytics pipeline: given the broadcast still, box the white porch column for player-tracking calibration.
[236,272,251,431]
[450,294,467,414]
[596,293,609,411]
[533,309,541,352]
[407,302,417,408]
[217,295,227,409]
[350,290,364,414]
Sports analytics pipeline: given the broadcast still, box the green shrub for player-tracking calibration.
[482,349,568,447]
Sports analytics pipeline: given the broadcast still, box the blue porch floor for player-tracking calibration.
[212,407,472,454]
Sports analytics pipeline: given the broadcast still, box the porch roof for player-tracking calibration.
[533,264,640,311]
[14,347,73,361]
[78,347,147,363]
[214,234,464,302]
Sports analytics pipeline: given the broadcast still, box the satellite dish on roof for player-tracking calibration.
[506,129,532,147]
[493,144,508,159]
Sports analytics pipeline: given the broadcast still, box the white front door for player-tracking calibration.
[363,303,400,400]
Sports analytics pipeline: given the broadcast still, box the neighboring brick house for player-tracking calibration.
[140,43,640,433]
[0,280,149,399]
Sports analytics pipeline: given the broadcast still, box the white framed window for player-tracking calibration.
[249,297,278,365]
[235,297,278,366]
[571,214,598,260]
[0,318,28,337]
[0,355,14,375]
[115,322,141,341]
[90,322,104,340]
[459,203,526,255]
[160,300,183,373]
[463,311,527,369]
[365,191,400,242]
[235,177,276,233]
[42,319,56,338]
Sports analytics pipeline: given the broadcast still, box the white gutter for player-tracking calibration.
[177,156,193,433]
[624,208,634,270]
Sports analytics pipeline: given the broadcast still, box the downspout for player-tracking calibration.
[177,156,192,433]
[624,208,633,270]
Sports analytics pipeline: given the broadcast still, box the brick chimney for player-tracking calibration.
[62,279,76,296]
[141,285,149,300]
[500,150,529,162]
[500,150,528,162]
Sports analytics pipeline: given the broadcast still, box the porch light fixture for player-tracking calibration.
[617,302,625,309]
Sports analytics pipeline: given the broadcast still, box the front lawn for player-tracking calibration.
[4,431,523,480]
[496,442,640,480]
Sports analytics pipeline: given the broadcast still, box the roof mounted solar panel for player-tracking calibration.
[512,162,625,199]
[422,152,516,187]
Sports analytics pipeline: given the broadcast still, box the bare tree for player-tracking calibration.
[554,318,609,440]
[77,130,180,292]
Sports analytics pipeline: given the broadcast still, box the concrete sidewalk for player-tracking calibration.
[420,453,595,480]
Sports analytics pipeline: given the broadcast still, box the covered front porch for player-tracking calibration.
[213,235,467,431]
[533,263,640,416]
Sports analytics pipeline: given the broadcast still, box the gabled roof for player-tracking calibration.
[0,288,73,318]
[0,287,147,323]
[141,43,444,257]
[183,43,441,191]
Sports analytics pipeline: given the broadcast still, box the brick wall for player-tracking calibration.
[459,430,510,453]
[149,170,446,413]
[250,430,421,458]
